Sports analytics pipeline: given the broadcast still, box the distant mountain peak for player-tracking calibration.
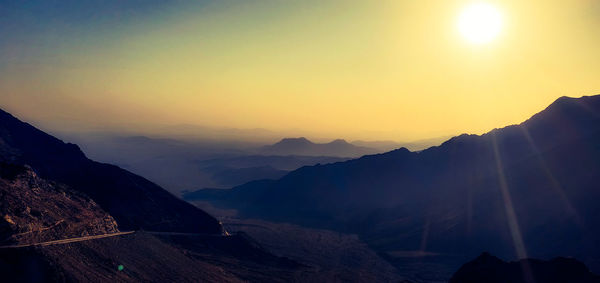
[277,137,313,144]
[262,137,378,157]
[329,139,349,144]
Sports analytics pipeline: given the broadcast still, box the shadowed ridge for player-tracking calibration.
[424,95,600,154]
[518,95,600,145]
[450,252,600,283]
[0,108,222,234]
[186,94,600,273]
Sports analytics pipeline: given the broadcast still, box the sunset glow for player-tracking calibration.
[1,0,599,141]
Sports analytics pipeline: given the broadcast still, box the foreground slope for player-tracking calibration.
[0,109,221,233]
[0,232,307,283]
[187,95,600,270]
[0,111,315,282]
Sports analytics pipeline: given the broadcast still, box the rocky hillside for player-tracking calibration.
[0,163,118,245]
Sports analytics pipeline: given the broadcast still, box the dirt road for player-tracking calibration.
[0,231,135,249]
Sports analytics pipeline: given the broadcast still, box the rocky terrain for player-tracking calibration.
[0,163,118,245]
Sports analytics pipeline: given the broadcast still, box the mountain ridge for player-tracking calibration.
[186,95,600,273]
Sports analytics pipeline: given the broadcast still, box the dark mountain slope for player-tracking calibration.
[0,232,306,283]
[450,252,600,283]
[188,95,600,267]
[0,109,221,233]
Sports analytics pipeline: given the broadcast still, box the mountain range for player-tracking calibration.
[185,95,600,274]
[3,95,599,281]
[61,134,351,194]
[57,130,441,196]
[0,109,320,282]
[0,108,411,282]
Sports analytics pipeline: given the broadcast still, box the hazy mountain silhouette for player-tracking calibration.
[186,95,600,272]
[450,252,600,283]
[0,109,221,233]
[202,165,288,188]
[62,133,349,194]
[0,110,318,282]
[261,137,378,157]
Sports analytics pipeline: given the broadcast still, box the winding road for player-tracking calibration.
[0,231,135,249]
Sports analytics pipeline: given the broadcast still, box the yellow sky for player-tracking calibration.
[1,0,599,141]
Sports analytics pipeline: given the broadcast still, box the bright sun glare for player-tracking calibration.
[458,3,503,44]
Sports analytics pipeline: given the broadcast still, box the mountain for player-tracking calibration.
[186,95,600,274]
[450,252,600,283]
[0,109,221,233]
[260,137,378,157]
[0,110,317,282]
[60,133,349,194]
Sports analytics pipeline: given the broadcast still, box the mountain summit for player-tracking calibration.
[187,95,600,273]
[261,137,378,157]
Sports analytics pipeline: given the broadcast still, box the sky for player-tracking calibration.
[1,0,599,142]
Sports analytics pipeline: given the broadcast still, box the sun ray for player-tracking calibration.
[491,133,535,283]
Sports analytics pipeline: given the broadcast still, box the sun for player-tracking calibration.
[457,3,503,45]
